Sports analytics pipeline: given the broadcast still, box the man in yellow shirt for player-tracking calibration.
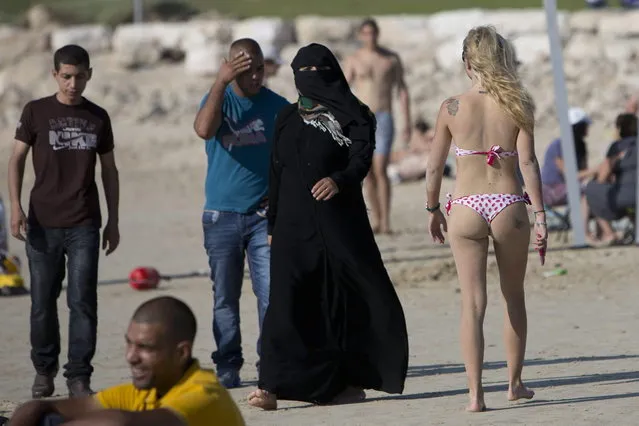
[8,296,245,426]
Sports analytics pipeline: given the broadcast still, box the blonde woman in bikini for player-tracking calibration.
[426,26,547,412]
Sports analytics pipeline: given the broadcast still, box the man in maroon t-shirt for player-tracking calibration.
[7,45,120,398]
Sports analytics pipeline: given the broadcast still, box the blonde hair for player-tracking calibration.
[462,26,535,135]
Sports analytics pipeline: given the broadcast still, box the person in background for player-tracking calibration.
[7,297,245,426]
[262,45,283,82]
[603,113,638,166]
[584,113,638,245]
[625,94,638,115]
[344,18,412,234]
[8,44,120,398]
[248,43,408,411]
[0,194,7,253]
[540,107,597,238]
[426,25,544,413]
[387,119,452,184]
[193,38,290,389]
[390,119,434,164]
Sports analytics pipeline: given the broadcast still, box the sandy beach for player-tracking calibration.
[0,165,637,425]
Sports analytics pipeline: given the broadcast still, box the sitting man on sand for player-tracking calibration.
[7,296,245,426]
[387,119,453,184]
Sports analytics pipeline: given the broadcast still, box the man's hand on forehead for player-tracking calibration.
[229,49,248,60]
[229,47,260,61]
[218,52,252,84]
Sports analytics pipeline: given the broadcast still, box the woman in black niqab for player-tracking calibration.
[248,43,409,410]
[292,43,368,127]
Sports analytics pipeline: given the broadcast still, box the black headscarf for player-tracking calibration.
[291,43,368,126]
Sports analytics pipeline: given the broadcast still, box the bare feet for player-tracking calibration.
[466,401,487,412]
[588,230,624,248]
[247,389,277,410]
[330,387,366,405]
[587,235,617,248]
[466,391,486,412]
[378,223,393,235]
[508,382,535,401]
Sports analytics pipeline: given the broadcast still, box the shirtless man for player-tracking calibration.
[344,18,411,234]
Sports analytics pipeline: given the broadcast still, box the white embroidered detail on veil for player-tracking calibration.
[301,111,352,147]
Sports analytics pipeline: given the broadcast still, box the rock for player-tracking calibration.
[408,57,437,80]
[295,16,358,45]
[2,7,639,154]
[232,17,295,50]
[564,34,603,61]
[280,41,357,66]
[266,69,297,102]
[569,10,603,33]
[0,32,49,69]
[373,15,432,48]
[181,20,234,49]
[511,35,551,64]
[563,59,582,82]
[136,90,169,123]
[598,11,639,39]
[604,40,638,62]
[0,41,30,70]
[485,9,569,37]
[435,37,465,70]
[112,23,187,53]
[184,44,226,76]
[280,44,302,66]
[320,42,359,62]
[26,5,57,29]
[50,25,112,53]
[0,83,31,130]
[0,25,22,40]
[428,9,486,40]
[115,43,163,69]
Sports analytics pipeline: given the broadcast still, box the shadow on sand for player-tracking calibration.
[250,354,639,412]
[406,354,639,378]
[381,239,636,264]
[365,354,639,408]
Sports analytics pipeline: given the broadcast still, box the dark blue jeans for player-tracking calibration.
[27,222,100,380]
[39,413,63,426]
[202,210,270,373]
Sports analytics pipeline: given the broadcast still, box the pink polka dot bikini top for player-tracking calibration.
[454,144,518,166]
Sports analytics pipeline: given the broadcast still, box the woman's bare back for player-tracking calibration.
[446,89,523,197]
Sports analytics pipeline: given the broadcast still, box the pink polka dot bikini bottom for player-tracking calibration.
[445,192,531,224]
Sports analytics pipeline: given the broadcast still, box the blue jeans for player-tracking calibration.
[26,220,100,380]
[202,210,270,372]
[38,413,63,426]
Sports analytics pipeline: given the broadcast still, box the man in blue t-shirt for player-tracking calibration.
[193,38,289,389]
[540,107,595,206]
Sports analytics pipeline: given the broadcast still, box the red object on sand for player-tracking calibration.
[129,267,160,290]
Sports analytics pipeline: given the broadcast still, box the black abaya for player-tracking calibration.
[259,101,409,404]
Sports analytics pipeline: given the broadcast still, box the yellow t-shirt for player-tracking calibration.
[95,360,244,426]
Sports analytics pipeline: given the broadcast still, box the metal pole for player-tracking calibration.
[635,117,639,245]
[133,0,144,23]
[544,0,587,247]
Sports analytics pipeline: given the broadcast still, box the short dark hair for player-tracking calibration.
[53,44,90,71]
[131,296,197,343]
[415,119,431,133]
[229,38,263,58]
[616,113,638,139]
[359,18,379,34]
